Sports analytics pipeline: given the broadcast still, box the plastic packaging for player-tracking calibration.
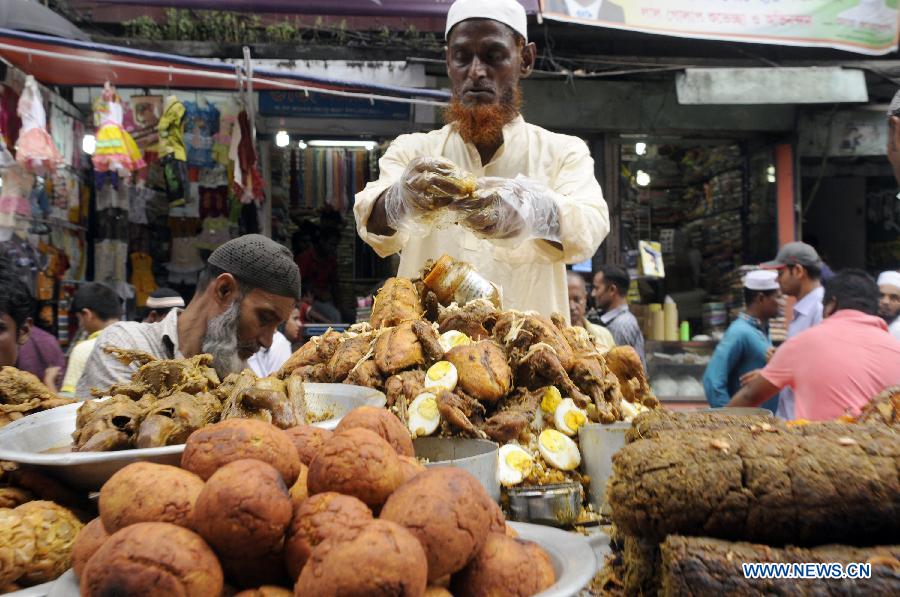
[382,157,476,233]
[423,254,501,308]
[452,174,561,245]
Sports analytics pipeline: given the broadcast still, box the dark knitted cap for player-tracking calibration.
[208,234,301,299]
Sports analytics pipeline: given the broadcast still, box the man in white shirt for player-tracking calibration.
[354,0,609,320]
[761,242,824,420]
[878,271,900,340]
[248,330,294,377]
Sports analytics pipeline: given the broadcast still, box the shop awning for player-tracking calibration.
[0,28,449,106]
[88,0,540,17]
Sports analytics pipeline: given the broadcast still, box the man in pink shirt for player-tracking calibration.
[728,270,900,420]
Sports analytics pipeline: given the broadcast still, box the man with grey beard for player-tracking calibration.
[75,234,300,398]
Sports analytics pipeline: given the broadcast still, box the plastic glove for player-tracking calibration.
[452,175,561,244]
[383,157,476,232]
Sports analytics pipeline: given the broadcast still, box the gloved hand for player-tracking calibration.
[383,157,476,232]
[452,175,561,244]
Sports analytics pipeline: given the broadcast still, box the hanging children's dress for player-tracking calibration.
[92,83,145,176]
[15,76,62,175]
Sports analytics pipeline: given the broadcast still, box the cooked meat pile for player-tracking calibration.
[0,367,75,428]
[73,350,310,452]
[604,410,900,596]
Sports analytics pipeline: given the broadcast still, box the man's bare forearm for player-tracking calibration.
[366,191,395,237]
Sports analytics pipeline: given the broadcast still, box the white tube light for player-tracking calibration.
[82,134,96,155]
[635,170,651,187]
[635,142,647,156]
[307,140,376,150]
[275,130,290,147]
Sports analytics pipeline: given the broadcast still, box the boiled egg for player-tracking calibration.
[540,386,562,414]
[554,398,588,436]
[538,429,581,471]
[619,400,649,422]
[424,361,458,393]
[498,443,533,487]
[408,392,441,438]
[439,330,472,353]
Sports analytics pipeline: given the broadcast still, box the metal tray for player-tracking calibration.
[46,521,596,597]
[413,437,500,501]
[0,383,385,491]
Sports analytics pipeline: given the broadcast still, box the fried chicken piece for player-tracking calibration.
[222,375,305,429]
[479,388,541,443]
[290,364,331,383]
[95,354,219,399]
[605,346,657,407]
[569,355,621,423]
[103,346,158,367]
[374,320,441,376]
[412,320,445,363]
[437,299,499,340]
[562,325,610,355]
[856,386,900,426]
[343,359,383,389]
[0,367,58,406]
[326,332,375,383]
[370,278,423,328]
[285,376,309,425]
[384,370,426,409]
[436,390,487,439]
[516,344,591,407]
[72,396,146,451]
[136,391,223,448]
[444,340,512,404]
[278,330,344,378]
[494,312,575,371]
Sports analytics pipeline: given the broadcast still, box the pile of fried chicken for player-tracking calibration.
[278,277,658,445]
[72,350,309,452]
[0,367,74,428]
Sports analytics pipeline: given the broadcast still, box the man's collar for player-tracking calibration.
[794,285,824,316]
[600,303,629,324]
[160,308,183,359]
[826,309,889,330]
[738,311,766,331]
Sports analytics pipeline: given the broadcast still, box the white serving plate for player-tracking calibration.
[46,521,597,597]
[0,383,385,491]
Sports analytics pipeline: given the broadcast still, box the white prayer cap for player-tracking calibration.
[878,271,900,289]
[445,0,528,42]
[742,270,780,291]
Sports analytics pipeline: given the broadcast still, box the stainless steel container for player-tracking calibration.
[578,422,630,514]
[507,482,582,527]
[0,383,385,491]
[413,437,500,501]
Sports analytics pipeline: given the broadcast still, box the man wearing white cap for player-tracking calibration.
[354,0,609,319]
[878,271,900,340]
[703,270,781,412]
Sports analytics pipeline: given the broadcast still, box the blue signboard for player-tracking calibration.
[259,90,411,120]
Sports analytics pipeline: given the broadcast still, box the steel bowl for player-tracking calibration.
[413,437,500,501]
[47,521,598,597]
[0,383,385,491]
[507,482,583,528]
[578,422,631,514]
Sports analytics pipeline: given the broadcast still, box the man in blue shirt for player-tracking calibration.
[703,270,781,412]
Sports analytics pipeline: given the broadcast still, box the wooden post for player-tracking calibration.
[775,143,796,246]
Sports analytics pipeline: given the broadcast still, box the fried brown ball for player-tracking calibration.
[398,456,427,484]
[192,459,292,559]
[234,587,293,597]
[284,492,373,580]
[295,519,427,597]
[15,500,84,584]
[181,418,301,484]
[71,518,109,580]
[0,507,35,587]
[381,467,493,581]
[425,587,453,597]
[284,425,333,466]
[221,550,290,590]
[307,428,404,510]
[486,499,506,534]
[0,487,32,509]
[289,463,309,508]
[450,533,556,597]
[99,462,204,533]
[335,406,414,457]
[81,522,223,597]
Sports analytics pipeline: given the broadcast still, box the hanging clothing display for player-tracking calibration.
[128,183,154,225]
[300,147,373,210]
[213,101,238,166]
[0,86,21,150]
[196,216,232,250]
[15,76,62,175]
[94,238,128,284]
[91,83,144,176]
[49,105,76,168]
[228,110,264,204]
[158,95,186,161]
[130,251,157,306]
[184,100,219,169]
[0,164,34,227]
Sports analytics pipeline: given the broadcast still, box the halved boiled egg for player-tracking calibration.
[424,360,458,393]
[540,386,562,414]
[439,330,472,354]
[408,392,441,438]
[554,398,588,437]
[538,429,581,471]
[619,399,649,422]
[498,443,533,487]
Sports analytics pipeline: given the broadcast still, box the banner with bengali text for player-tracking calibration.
[540,0,899,55]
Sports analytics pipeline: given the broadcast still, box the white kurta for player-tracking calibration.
[354,115,609,320]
